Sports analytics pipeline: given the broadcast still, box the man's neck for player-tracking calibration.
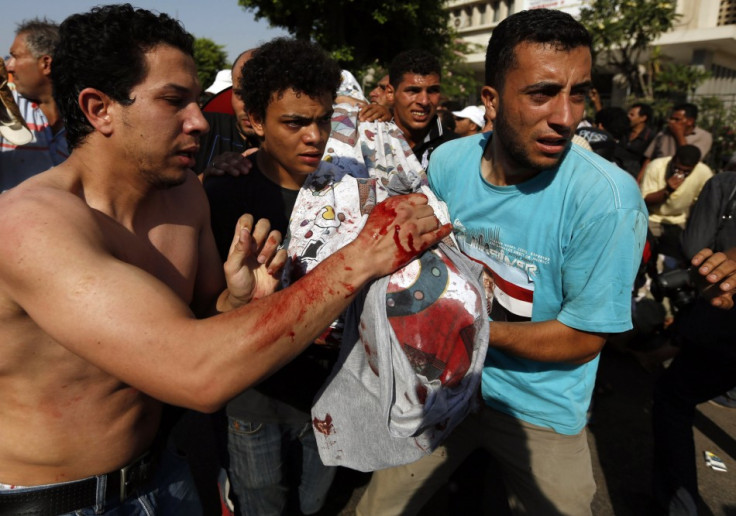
[480,134,540,186]
[396,119,432,150]
[255,151,304,191]
[64,143,163,227]
[629,122,646,140]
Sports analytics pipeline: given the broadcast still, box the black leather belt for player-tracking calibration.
[0,451,157,516]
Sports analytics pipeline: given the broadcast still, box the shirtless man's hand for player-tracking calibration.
[218,215,287,311]
[347,193,451,277]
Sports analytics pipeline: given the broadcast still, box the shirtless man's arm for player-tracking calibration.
[0,186,446,414]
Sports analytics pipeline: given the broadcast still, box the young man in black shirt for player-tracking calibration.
[204,38,342,515]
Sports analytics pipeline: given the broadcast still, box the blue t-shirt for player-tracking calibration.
[428,133,648,434]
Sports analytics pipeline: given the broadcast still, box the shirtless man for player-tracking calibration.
[0,5,448,514]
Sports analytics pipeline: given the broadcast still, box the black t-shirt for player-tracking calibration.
[204,160,297,260]
[411,115,458,167]
[204,158,337,423]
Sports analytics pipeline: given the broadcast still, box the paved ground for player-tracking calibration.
[315,346,736,516]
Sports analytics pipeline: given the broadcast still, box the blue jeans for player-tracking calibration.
[225,417,336,515]
[37,446,202,515]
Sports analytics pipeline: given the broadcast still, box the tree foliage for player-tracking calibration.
[237,0,451,70]
[194,37,229,91]
[579,0,678,97]
[438,33,483,102]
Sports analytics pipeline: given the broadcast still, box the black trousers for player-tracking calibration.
[652,339,736,515]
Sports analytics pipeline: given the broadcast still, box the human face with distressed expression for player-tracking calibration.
[250,88,333,189]
[483,42,592,181]
[387,72,441,147]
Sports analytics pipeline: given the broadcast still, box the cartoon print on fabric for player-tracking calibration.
[386,250,476,388]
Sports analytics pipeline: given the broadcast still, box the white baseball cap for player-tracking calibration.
[205,69,233,95]
[452,105,485,129]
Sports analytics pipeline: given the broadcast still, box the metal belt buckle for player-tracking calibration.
[119,452,152,500]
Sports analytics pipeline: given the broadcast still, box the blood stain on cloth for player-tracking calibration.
[313,414,335,435]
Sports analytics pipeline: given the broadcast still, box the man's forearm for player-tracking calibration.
[489,319,606,365]
[644,187,670,207]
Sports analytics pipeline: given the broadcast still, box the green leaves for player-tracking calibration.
[579,0,679,97]
[194,38,229,91]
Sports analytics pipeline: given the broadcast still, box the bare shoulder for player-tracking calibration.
[0,179,105,261]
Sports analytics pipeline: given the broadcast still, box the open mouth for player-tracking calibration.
[537,136,568,154]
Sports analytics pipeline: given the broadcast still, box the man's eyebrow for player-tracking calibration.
[159,83,199,96]
[571,80,593,91]
[521,80,592,93]
[281,110,334,121]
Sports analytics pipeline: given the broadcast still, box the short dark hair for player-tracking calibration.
[52,4,194,150]
[388,49,441,89]
[674,145,702,167]
[238,38,341,123]
[631,102,653,123]
[595,107,629,141]
[673,102,698,121]
[484,9,592,89]
[16,18,59,58]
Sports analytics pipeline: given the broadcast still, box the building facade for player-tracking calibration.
[448,0,736,106]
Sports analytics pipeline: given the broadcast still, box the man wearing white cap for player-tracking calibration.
[452,105,486,137]
[206,69,233,95]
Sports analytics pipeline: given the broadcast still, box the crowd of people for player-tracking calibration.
[0,4,734,516]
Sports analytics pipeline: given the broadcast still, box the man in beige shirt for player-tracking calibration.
[641,144,713,259]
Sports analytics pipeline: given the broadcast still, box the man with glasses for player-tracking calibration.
[641,145,714,262]
[1,18,67,190]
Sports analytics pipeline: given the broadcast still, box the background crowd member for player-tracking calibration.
[575,106,628,163]
[452,105,485,137]
[640,145,713,264]
[205,38,343,516]
[368,73,392,110]
[357,9,647,516]
[0,5,448,515]
[194,49,258,179]
[620,102,655,176]
[385,49,456,168]
[1,17,67,190]
[652,169,736,515]
[639,103,713,182]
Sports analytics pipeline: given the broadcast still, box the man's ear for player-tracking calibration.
[39,55,52,77]
[78,88,114,136]
[481,85,499,122]
[249,111,265,138]
[385,82,395,103]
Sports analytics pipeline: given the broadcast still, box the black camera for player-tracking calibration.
[651,268,697,309]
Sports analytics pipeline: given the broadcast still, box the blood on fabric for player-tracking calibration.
[313,413,334,435]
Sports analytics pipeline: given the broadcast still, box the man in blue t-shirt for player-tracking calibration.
[357,9,647,516]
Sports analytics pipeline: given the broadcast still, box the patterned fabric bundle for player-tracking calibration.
[283,104,489,471]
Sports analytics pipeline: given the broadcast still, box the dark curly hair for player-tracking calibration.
[52,4,194,150]
[485,9,591,90]
[238,38,341,123]
[388,49,441,89]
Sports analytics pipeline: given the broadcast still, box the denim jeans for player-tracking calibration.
[225,416,336,515]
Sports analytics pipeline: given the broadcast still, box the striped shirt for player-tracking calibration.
[1,89,68,191]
